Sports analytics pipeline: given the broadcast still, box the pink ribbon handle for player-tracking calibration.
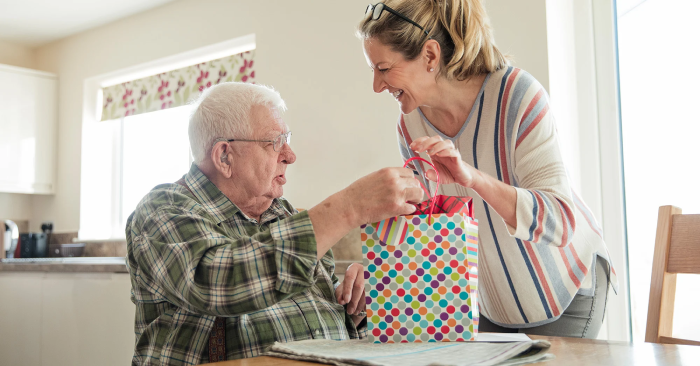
[404,156,441,224]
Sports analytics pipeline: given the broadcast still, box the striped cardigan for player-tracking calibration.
[397,67,618,327]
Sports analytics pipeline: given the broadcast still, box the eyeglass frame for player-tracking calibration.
[365,3,431,39]
[216,131,292,152]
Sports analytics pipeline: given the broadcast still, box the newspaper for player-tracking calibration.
[265,338,554,366]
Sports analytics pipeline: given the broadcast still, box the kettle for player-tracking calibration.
[3,220,19,259]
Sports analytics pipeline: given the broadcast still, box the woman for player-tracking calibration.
[355,0,618,338]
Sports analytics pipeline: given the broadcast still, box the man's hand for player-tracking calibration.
[307,167,424,260]
[336,263,366,327]
[343,167,424,226]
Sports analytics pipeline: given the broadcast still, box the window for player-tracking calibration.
[79,34,255,240]
[120,107,192,226]
[79,107,192,240]
[617,0,700,342]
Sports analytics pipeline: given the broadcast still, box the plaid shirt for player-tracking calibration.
[126,164,366,365]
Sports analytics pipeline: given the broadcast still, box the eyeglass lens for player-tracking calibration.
[373,4,384,20]
[366,4,384,20]
[372,4,384,20]
[274,132,291,151]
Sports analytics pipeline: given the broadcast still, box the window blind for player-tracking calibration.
[100,50,255,121]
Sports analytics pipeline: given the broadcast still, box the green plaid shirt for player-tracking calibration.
[126,164,365,365]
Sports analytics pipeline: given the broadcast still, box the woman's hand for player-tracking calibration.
[410,135,480,188]
[335,263,366,327]
[412,135,518,228]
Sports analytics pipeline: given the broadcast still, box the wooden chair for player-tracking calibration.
[646,206,700,345]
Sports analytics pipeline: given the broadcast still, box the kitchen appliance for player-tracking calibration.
[3,220,19,258]
[19,233,48,258]
[48,243,85,257]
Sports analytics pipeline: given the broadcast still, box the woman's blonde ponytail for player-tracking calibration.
[358,0,508,81]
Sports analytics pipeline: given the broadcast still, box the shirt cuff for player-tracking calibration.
[271,210,319,294]
[356,317,368,339]
[504,187,535,239]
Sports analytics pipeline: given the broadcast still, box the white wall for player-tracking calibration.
[0,39,36,69]
[0,39,37,224]
[28,0,550,233]
[487,0,549,91]
[0,193,32,225]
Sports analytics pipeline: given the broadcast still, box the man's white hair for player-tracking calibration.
[188,82,287,165]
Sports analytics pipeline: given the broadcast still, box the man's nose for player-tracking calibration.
[372,71,386,94]
[280,143,296,164]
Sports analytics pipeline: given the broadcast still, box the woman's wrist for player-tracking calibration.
[464,164,485,190]
[468,168,518,228]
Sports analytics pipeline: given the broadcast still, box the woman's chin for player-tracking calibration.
[398,101,417,115]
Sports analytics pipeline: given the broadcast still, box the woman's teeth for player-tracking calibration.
[392,90,403,100]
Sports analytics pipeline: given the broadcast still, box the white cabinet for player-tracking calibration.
[0,272,43,366]
[0,64,58,194]
[0,272,135,366]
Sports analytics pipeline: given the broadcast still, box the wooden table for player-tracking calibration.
[206,335,700,365]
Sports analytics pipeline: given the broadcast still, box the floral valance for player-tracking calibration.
[100,50,255,121]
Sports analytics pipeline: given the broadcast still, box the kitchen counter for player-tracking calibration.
[0,257,128,273]
[0,258,361,275]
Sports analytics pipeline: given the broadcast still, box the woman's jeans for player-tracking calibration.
[479,256,610,339]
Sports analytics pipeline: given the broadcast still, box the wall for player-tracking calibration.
[0,193,32,226]
[0,38,36,69]
[28,0,549,233]
[0,39,37,224]
[487,0,549,91]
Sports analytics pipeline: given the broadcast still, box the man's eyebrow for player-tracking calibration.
[262,129,287,140]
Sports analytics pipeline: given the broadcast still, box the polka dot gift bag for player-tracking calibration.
[362,157,479,343]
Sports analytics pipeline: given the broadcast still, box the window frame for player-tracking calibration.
[591,0,631,343]
[545,0,631,341]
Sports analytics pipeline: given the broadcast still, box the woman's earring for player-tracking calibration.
[429,68,434,72]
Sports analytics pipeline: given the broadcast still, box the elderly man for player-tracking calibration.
[126,82,422,365]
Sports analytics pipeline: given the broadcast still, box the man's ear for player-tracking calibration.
[210,141,233,178]
[423,39,441,73]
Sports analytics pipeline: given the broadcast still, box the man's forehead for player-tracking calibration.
[259,124,289,138]
[253,105,288,137]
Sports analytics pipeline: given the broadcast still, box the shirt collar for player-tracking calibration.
[183,163,289,225]
[259,199,292,224]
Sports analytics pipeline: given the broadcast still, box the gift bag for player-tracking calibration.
[362,157,479,343]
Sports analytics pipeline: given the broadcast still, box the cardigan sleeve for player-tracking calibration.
[506,78,576,248]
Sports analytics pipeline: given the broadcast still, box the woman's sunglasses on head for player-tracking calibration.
[365,3,431,39]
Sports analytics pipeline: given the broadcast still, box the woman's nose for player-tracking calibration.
[372,71,386,94]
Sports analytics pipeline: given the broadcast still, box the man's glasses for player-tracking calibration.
[365,3,431,39]
[223,131,291,152]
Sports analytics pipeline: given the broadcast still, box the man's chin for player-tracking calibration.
[268,186,284,199]
[271,178,285,197]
